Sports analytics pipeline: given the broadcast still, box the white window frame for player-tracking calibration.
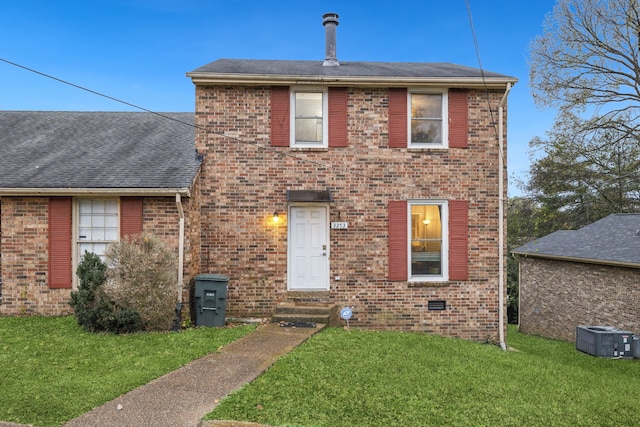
[72,197,120,289]
[408,89,448,149]
[408,200,448,282]
[290,87,328,148]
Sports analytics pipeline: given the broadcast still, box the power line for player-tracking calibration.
[464,0,509,192]
[0,57,420,190]
[1,39,510,195]
[0,57,193,128]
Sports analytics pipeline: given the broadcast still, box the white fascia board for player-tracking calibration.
[187,73,518,89]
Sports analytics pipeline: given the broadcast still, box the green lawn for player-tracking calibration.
[206,326,640,427]
[0,316,255,427]
[3,318,639,427]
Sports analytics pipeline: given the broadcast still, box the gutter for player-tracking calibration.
[511,251,640,270]
[174,193,185,330]
[498,83,512,351]
[186,73,518,89]
[0,188,192,197]
[176,193,185,306]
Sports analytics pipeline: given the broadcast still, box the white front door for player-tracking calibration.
[288,205,329,290]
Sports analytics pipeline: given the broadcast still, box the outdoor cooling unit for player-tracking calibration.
[576,326,634,359]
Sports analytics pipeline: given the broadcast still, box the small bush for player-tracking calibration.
[104,233,178,331]
[69,252,143,334]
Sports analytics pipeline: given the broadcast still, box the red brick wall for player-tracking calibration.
[194,85,508,341]
[0,196,189,316]
[1,197,70,315]
[518,257,640,341]
[142,197,180,251]
[142,194,201,305]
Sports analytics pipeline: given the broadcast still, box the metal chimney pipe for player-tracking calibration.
[322,12,339,67]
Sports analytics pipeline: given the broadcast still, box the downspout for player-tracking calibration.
[174,193,185,329]
[498,83,512,351]
[517,255,521,329]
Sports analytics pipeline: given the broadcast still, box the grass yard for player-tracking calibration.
[0,316,255,427]
[206,326,640,427]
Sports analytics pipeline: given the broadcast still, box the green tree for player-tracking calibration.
[525,0,640,232]
[525,112,640,229]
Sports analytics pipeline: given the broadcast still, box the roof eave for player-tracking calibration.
[512,251,640,269]
[0,187,192,197]
[186,73,518,89]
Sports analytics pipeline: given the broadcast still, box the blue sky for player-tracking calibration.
[1,0,558,195]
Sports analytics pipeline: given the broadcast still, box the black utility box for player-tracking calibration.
[192,274,228,327]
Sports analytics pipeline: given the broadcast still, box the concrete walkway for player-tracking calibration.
[61,323,323,427]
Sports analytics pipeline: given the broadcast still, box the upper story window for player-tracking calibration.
[409,90,448,148]
[389,88,466,149]
[291,88,328,147]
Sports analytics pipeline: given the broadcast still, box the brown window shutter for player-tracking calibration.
[388,88,407,148]
[448,89,468,148]
[448,200,469,281]
[388,200,408,281]
[49,197,72,289]
[328,87,348,147]
[270,86,290,147]
[120,197,143,237]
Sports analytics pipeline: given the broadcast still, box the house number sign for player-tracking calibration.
[331,222,348,229]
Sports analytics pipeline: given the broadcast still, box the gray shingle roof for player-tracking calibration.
[0,111,200,192]
[512,214,640,267]
[188,59,517,83]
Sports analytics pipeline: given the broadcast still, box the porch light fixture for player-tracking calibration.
[273,212,279,223]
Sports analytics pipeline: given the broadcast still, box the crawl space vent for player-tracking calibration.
[428,300,446,311]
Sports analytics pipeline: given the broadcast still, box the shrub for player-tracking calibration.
[69,252,143,334]
[104,233,178,331]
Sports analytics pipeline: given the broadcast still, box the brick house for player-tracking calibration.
[0,111,201,315]
[1,14,516,343]
[185,13,517,342]
[512,214,640,342]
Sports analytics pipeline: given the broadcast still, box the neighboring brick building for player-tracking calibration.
[185,13,517,341]
[513,214,640,342]
[0,111,201,315]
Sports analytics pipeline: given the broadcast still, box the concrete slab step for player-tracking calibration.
[275,304,334,315]
[273,303,339,326]
[272,313,331,325]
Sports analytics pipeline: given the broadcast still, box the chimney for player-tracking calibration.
[322,12,339,67]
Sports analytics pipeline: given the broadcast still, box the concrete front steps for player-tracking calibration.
[273,298,339,327]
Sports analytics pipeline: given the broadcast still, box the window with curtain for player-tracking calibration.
[410,202,447,278]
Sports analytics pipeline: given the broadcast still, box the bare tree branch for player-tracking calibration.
[530,0,640,137]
